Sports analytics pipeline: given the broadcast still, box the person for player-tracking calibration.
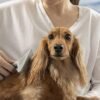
[0,0,100,99]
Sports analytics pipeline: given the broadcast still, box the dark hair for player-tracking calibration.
[70,0,80,5]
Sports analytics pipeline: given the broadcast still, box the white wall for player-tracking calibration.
[0,0,8,2]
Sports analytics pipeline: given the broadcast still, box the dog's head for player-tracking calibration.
[47,27,75,60]
[27,27,87,86]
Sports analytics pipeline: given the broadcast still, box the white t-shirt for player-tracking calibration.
[0,0,100,97]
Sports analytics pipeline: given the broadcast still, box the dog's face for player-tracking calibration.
[27,27,87,87]
[47,27,74,60]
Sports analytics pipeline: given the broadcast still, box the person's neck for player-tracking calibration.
[42,0,74,15]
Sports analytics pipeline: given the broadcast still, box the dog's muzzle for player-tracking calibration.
[54,44,64,57]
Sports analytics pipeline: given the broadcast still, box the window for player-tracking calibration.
[80,0,100,12]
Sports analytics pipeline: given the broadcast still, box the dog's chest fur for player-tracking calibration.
[21,59,78,100]
[21,77,63,100]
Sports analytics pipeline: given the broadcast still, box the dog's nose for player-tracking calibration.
[54,44,64,53]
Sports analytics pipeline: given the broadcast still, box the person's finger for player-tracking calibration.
[0,66,10,77]
[0,59,15,72]
[0,51,14,63]
[0,75,4,81]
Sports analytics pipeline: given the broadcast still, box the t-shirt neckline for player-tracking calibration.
[38,0,82,31]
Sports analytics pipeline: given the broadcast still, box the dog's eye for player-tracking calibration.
[64,34,71,40]
[48,34,54,40]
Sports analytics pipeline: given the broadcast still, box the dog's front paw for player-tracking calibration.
[77,96,100,100]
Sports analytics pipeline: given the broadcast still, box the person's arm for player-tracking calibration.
[84,13,100,99]
[77,10,100,100]
[85,41,100,98]
[78,42,100,100]
[0,2,18,80]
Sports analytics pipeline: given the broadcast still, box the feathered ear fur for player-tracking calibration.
[26,38,49,85]
[70,37,87,86]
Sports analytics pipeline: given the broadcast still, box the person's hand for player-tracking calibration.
[0,51,17,80]
[77,96,100,100]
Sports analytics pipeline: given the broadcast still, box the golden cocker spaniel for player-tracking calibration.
[0,27,89,100]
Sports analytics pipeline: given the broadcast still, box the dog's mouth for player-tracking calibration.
[50,54,67,60]
[55,53,62,57]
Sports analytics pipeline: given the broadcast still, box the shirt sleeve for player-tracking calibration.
[85,11,100,97]
[0,0,32,60]
[85,41,100,97]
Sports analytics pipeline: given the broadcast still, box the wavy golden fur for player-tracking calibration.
[0,27,88,100]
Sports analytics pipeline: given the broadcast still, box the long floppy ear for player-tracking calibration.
[26,38,49,85]
[70,37,87,86]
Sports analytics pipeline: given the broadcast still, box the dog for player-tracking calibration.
[0,27,88,100]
